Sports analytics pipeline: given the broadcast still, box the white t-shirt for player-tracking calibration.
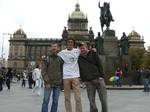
[58,48,80,79]
[32,68,41,81]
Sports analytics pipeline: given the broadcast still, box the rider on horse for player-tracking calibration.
[98,2,114,32]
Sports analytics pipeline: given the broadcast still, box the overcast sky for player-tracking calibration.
[0,0,150,58]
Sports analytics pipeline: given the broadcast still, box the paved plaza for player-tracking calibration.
[0,83,150,112]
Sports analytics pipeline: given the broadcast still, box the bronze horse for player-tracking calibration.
[99,2,114,32]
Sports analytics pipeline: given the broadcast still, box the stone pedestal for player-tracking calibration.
[102,29,120,76]
[102,29,115,37]
[102,30,119,57]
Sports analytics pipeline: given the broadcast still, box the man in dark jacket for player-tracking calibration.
[41,42,63,112]
[78,42,108,112]
[6,68,12,90]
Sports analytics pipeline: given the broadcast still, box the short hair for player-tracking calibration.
[79,42,88,48]
[67,37,75,43]
[51,42,57,45]
[50,42,58,47]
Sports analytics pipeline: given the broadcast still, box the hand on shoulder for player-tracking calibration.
[91,48,97,52]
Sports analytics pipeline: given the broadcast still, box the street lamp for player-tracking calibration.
[1,33,11,59]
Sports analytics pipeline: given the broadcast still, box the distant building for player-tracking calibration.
[7,28,61,72]
[128,30,145,49]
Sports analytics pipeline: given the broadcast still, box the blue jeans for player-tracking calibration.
[116,77,122,87]
[33,79,42,95]
[143,78,149,92]
[41,86,61,112]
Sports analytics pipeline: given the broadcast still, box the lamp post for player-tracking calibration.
[1,33,11,59]
[1,33,4,59]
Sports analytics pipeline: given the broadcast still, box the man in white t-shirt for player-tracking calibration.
[58,37,82,112]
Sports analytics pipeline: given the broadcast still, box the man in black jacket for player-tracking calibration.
[78,42,108,112]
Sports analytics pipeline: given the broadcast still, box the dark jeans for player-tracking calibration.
[85,78,108,112]
[41,85,61,112]
[0,80,3,91]
[28,79,33,89]
[22,79,25,87]
[6,79,10,89]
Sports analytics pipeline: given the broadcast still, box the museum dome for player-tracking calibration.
[70,3,86,19]
[128,30,143,41]
[128,30,140,37]
[13,28,27,38]
[13,28,26,35]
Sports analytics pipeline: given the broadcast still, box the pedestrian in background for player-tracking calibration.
[28,71,33,89]
[6,68,12,90]
[142,69,150,92]
[32,65,42,96]
[0,70,3,91]
[21,70,27,88]
[115,67,122,87]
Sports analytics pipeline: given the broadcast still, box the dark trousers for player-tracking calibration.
[0,80,3,91]
[28,80,32,89]
[22,79,26,87]
[85,78,108,112]
[6,79,10,90]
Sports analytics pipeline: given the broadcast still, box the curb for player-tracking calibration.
[106,86,144,90]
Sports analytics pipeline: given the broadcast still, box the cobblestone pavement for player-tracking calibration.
[0,83,150,112]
